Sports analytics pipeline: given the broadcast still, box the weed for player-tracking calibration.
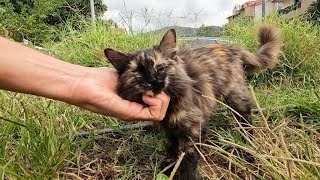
[0,17,319,179]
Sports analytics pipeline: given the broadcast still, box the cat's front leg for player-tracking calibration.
[177,143,201,180]
[176,119,207,180]
[161,124,202,180]
[160,129,180,176]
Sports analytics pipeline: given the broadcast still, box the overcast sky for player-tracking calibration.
[102,0,248,31]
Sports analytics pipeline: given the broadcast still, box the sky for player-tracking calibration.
[102,0,249,31]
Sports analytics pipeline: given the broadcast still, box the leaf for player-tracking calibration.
[156,173,169,180]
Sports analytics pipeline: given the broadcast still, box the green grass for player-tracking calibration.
[1,19,320,179]
[224,16,320,81]
[202,83,320,179]
[46,22,160,67]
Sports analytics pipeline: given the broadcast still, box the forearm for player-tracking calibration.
[0,37,170,121]
[0,37,87,104]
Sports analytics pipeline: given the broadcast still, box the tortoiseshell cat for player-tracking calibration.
[104,24,282,179]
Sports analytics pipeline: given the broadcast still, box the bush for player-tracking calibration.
[0,0,107,45]
[306,0,320,24]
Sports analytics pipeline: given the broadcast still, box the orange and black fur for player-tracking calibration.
[104,24,282,180]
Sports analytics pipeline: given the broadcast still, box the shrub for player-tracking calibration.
[0,0,107,45]
[306,0,320,24]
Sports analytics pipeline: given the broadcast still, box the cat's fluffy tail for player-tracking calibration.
[242,24,282,73]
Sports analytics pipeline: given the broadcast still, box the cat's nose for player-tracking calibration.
[156,79,164,84]
[147,76,157,83]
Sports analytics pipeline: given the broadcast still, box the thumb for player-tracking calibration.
[142,92,170,120]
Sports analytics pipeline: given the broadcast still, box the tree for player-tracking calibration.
[306,0,320,24]
[196,25,221,37]
[0,0,107,44]
[45,0,107,27]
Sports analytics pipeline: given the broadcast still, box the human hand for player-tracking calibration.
[68,67,170,121]
[0,37,169,121]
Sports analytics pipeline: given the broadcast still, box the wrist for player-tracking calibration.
[57,65,92,106]
[64,67,120,111]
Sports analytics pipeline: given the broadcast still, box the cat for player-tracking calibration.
[104,24,282,180]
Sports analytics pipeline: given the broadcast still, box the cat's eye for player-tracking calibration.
[170,51,176,58]
[138,64,145,73]
[157,64,166,72]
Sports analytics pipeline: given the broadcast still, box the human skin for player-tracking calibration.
[0,37,170,121]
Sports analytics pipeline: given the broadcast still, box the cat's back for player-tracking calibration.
[177,44,245,97]
[178,44,242,67]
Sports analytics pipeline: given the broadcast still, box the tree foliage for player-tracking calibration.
[45,0,107,27]
[306,0,320,24]
[196,24,221,37]
[0,0,107,44]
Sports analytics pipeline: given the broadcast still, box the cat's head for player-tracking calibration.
[104,29,184,101]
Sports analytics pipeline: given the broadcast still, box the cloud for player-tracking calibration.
[102,0,248,31]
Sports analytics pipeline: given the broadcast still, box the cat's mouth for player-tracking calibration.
[151,81,165,94]
[141,81,165,96]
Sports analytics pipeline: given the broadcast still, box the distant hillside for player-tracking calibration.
[148,25,221,37]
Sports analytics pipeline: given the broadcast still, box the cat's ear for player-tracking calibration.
[104,48,130,73]
[159,29,176,51]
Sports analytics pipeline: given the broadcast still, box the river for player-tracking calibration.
[178,36,221,46]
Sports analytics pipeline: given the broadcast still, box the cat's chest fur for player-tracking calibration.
[162,47,235,124]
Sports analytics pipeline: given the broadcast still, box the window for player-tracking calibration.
[274,2,282,10]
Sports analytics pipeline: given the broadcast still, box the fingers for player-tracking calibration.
[142,92,170,121]
[79,67,170,122]
[154,92,170,120]
[141,96,162,120]
[91,91,170,122]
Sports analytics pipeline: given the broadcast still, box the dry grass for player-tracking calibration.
[1,20,319,179]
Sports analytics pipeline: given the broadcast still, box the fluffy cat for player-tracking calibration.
[104,24,282,179]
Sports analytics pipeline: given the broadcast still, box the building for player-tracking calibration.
[227,0,316,22]
[254,0,276,18]
[276,0,316,19]
[227,1,257,21]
